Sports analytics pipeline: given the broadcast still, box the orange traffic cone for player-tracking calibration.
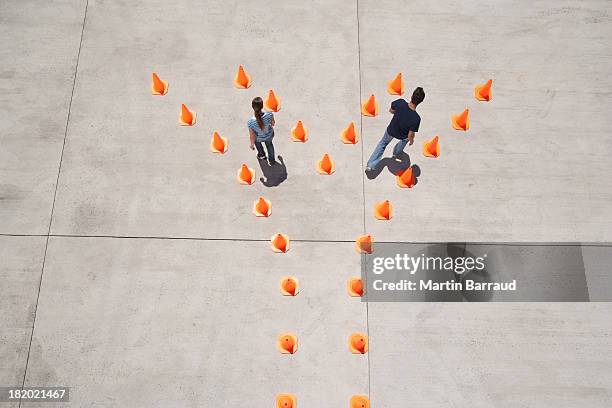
[291,120,308,142]
[252,197,271,217]
[451,109,469,131]
[271,233,290,253]
[374,200,392,220]
[236,164,255,185]
[265,89,281,112]
[234,65,252,89]
[387,72,404,95]
[341,122,359,144]
[474,79,492,101]
[280,276,299,296]
[317,154,335,175]
[350,395,370,408]
[151,72,168,95]
[347,277,364,297]
[276,394,297,408]
[396,167,415,188]
[179,104,196,126]
[349,333,368,354]
[422,135,440,158]
[278,333,298,354]
[361,94,378,117]
[355,235,373,254]
[210,131,228,153]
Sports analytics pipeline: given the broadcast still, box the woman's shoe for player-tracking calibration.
[257,155,267,160]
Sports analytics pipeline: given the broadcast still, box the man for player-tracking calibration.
[365,87,425,172]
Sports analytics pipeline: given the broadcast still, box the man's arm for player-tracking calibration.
[407,130,415,146]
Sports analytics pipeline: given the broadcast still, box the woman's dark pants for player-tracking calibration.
[255,140,276,164]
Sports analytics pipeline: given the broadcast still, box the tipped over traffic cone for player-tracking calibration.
[355,235,373,254]
[347,277,364,297]
[210,131,228,153]
[387,72,404,95]
[179,104,196,126]
[291,120,308,142]
[236,164,255,185]
[396,167,415,188]
[265,89,281,112]
[277,333,298,354]
[374,200,392,220]
[341,122,359,144]
[350,395,370,408]
[475,79,492,101]
[317,154,335,175]
[271,233,290,253]
[422,135,440,158]
[361,94,378,117]
[451,109,469,131]
[280,276,299,296]
[349,333,368,354]
[233,65,252,89]
[276,394,297,408]
[151,72,168,95]
[252,197,271,217]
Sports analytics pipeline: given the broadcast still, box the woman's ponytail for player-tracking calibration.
[252,97,265,130]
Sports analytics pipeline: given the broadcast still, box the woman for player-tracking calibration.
[247,97,276,165]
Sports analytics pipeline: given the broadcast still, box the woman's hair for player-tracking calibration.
[252,97,265,130]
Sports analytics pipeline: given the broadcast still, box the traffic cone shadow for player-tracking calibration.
[258,155,287,187]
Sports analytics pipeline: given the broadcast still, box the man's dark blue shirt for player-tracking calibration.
[387,98,421,140]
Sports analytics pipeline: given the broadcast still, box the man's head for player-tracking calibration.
[411,87,425,106]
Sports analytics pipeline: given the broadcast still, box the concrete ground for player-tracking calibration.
[1,0,611,407]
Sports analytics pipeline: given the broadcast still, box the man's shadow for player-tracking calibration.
[258,155,287,187]
[365,152,421,183]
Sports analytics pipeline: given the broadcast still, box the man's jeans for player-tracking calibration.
[255,139,276,163]
[366,131,408,169]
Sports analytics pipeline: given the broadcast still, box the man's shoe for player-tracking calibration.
[257,155,266,160]
[365,166,373,172]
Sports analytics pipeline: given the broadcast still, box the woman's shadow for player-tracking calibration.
[258,155,288,187]
[365,152,421,183]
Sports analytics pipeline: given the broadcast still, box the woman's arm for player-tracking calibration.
[270,114,275,127]
[248,127,256,150]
